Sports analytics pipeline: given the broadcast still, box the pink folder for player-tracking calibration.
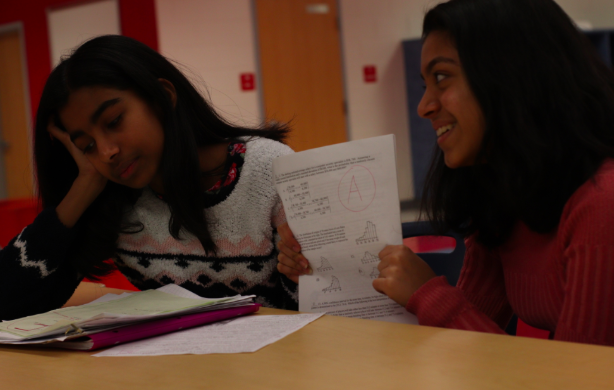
[57,304,261,351]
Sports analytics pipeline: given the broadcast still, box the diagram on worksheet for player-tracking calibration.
[283,182,331,221]
[360,251,379,264]
[316,256,334,272]
[356,221,379,244]
[322,276,342,293]
[338,165,376,212]
[358,267,380,280]
[370,267,380,279]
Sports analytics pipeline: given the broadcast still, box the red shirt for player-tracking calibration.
[407,159,614,346]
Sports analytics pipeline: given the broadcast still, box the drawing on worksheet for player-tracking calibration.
[322,276,342,293]
[358,267,379,280]
[356,221,379,244]
[316,257,334,272]
[338,165,376,212]
[284,182,332,221]
[360,251,379,264]
[370,267,380,279]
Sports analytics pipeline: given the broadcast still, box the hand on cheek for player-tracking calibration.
[47,120,106,191]
[48,120,107,228]
[372,245,437,307]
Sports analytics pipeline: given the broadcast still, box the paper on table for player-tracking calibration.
[93,313,324,357]
[84,284,215,306]
[273,135,417,324]
[84,292,134,305]
[0,291,221,339]
[0,285,253,341]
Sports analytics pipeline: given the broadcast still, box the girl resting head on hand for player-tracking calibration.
[33,35,294,302]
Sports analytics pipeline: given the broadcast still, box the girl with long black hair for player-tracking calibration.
[0,35,298,320]
[279,0,614,346]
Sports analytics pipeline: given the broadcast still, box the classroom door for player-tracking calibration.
[0,30,33,199]
[255,0,347,152]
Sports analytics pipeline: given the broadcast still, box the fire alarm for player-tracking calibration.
[240,73,255,91]
[363,65,377,83]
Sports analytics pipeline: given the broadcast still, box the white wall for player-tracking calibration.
[339,0,442,202]
[47,0,120,67]
[59,0,614,204]
[155,0,261,127]
[555,0,614,29]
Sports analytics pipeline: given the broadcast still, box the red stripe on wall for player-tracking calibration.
[0,0,158,124]
[118,0,158,51]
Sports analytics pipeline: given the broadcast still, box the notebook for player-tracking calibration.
[56,304,261,351]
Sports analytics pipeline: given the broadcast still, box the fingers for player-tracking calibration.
[378,245,411,271]
[277,239,311,270]
[379,244,412,259]
[276,224,311,273]
[277,251,304,274]
[373,245,438,307]
[372,267,410,307]
[47,119,84,160]
[277,262,299,284]
[277,246,312,281]
[276,223,312,282]
[47,118,106,186]
[375,246,412,303]
[47,120,71,147]
[372,277,387,295]
[378,245,396,258]
[277,223,301,252]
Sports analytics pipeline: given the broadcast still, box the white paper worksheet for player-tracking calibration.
[273,135,417,324]
[93,313,323,357]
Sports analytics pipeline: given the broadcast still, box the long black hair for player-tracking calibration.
[420,0,614,246]
[35,35,289,278]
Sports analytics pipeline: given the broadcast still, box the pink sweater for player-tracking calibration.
[406,159,614,346]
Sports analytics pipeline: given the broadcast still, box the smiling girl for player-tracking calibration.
[0,35,297,320]
[274,0,614,346]
[372,0,614,346]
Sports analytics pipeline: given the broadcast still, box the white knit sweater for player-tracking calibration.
[115,137,297,309]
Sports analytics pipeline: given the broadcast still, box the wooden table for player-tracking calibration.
[2,306,614,389]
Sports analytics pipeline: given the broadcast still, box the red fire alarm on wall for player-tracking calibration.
[240,73,255,91]
[363,65,377,83]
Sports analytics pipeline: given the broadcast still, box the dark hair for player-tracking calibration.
[35,35,289,278]
[420,0,614,246]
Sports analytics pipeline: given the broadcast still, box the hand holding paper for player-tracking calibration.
[272,135,417,324]
[277,223,312,283]
[373,244,437,306]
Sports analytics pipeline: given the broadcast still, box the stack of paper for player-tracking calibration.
[92,313,324,357]
[0,284,257,350]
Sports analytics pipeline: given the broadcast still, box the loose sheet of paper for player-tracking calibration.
[93,313,324,357]
[273,135,417,324]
